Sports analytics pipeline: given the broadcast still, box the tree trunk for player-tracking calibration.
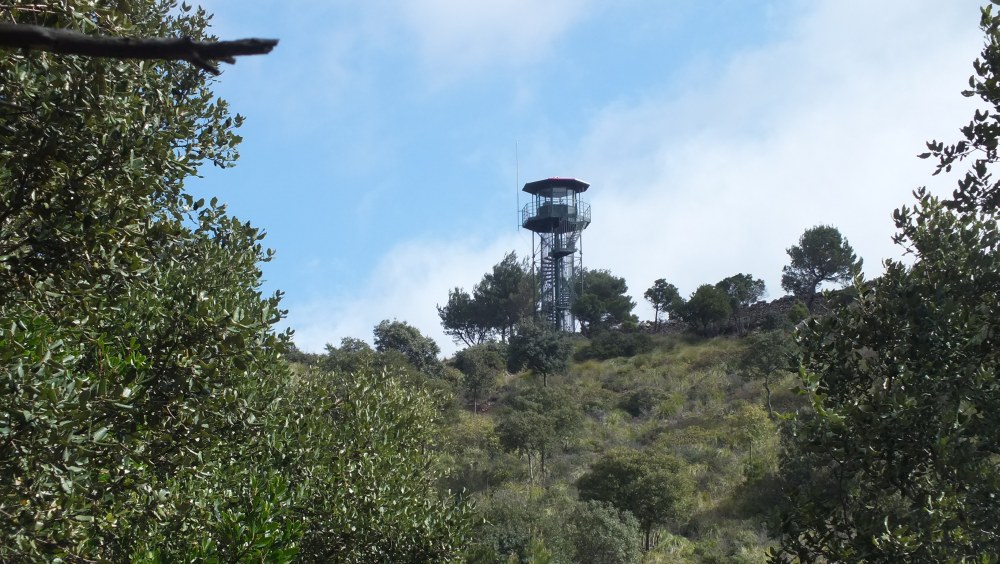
[806,274,822,312]
[764,376,774,419]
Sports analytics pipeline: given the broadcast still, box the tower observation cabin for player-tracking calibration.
[521,177,591,332]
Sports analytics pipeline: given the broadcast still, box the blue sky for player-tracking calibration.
[188,0,984,355]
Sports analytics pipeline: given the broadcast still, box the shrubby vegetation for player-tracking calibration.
[0,2,469,560]
[506,321,573,387]
[431,253,801,560]
[374,318,443,374]
[575,328,654,361]
[679,284,732,335]
[8,0,1000,561]
[773,5,1000,559]
[455,342,507,412]
[444,332,797,562]
[269,366,472,562]
[439,12,1000,552]
[738,331,797,419]
[578,448,695,551]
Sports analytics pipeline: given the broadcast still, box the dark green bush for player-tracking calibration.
[619,386,667,417]
[576,329,654,361]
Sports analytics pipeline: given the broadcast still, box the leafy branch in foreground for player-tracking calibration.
[774,4,1000,560]
[0,0,469,560]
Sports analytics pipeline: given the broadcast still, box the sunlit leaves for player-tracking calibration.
[1,2,474,560]
[774,194,1000,561]
[774,8,1000,558]
[0,0,295,559]
[268,367,473,562]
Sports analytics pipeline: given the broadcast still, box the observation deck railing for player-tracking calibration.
[521,200,591,233]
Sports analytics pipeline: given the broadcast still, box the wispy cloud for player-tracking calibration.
[288,233,530,355]
[394,0,592,81]
[536,0,983,318]
[213,0,986,354]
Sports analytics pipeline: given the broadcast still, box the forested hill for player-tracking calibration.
[289,285,808,562]
[4,1,1000,562]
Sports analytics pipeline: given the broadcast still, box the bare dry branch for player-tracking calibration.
[0,22,277,74]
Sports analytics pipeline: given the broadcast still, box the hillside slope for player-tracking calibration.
[444,331,805,563]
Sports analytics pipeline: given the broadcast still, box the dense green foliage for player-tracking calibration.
[578,448,696,550]
[0,3,286,559]
[571,269,637,335]
[323,336,376,374]
[775,193,1000,561]
[478,253,536,342]
[680,284,732,335]
[270,367,473,562]
[506,321,572,387]
[455,342,507,411]
[438,288,488,346]
[495,386,582,483]
[438,252,534,346]
[575,328,654,361]
[716,274,767,335]
[11,1,999,561]
[644,279,682,329]
[773,5,1000,560]
[567,500,644,564]
[0,2,471,559]
[374,318,442,374]
[780,225,861,310]
[465,484,576,561]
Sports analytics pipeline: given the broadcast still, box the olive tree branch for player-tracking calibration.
[0,23,277,74]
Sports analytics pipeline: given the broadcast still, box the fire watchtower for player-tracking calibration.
[521,177,591,332]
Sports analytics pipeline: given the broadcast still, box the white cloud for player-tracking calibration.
[396,0,592,80]
[287,232,532,356]
[288,0,987,351]
[535,0,983,320]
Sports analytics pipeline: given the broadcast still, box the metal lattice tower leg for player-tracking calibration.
[520,178,591,332]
